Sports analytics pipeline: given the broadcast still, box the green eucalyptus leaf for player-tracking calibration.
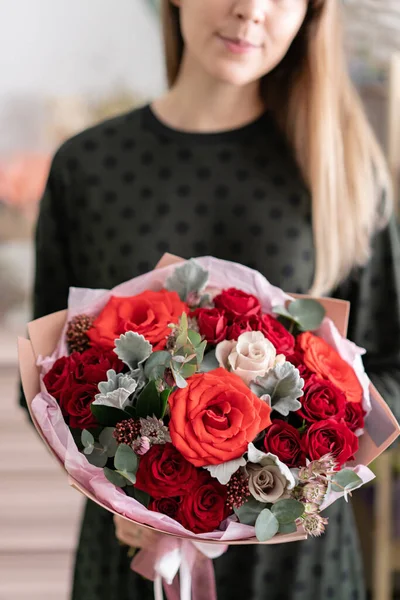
[288,299,326,332]
[83,445,94,455]
[199,349,219,373]
[81,430,95,448]
[278,521,298,535]
[99,427,118,458]
[271,499,304,524]
[176,313,189,348]
[165,259,209,301]
[103,466,127,487]
[144,351,171,380]
[91,404,131,427]
[172,368,188,389]
[171,354,187,364]
[85,447,108,468]
[331,470,363,494]
[187,330,202,347]
[255,509,280,542]
[135,380,162,418]
[234,497,266,526]
[180,362,197,379]
[114,444,139,474]
[272,305,296,321]
[116,469,136,485]
[195,340,207,365]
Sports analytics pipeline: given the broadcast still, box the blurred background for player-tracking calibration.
[0,1,399,599]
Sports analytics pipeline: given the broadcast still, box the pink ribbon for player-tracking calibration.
[131,537,227,600]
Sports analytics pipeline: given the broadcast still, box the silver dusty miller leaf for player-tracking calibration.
[114,331,152,370]
[250,362,304,416]
[94,369,138,410]
[165,259,209,302]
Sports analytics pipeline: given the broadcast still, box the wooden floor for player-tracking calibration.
[0,330,84,600]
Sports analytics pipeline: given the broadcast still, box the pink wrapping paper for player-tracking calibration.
[18,254,400,544]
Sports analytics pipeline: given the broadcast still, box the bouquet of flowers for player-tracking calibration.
[18,254,399,600]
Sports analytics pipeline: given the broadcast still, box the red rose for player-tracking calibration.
[192,307,228,344]
[214,288,261,320]
[298,332,363,404]
[169,368,272,467]
[43,347,124,430]
[66,383,100,429]
[227,315,260,340]
[135,443,198,499]
[180,471,229,533]
[344,402,365,433]
[149,497,183,521]
[73,347,123,384]
[256,314,295,355]
[297,375,346,423]
[287,348,314,382]
[304,418,359,468]
[264,421,305,468]
[43,353,80,400]
[87,290,189,351]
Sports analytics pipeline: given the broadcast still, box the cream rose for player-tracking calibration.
[215,331,285,386]
[246,443,295,503]
[247,463,289,503]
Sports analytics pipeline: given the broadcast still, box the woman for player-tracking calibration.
[22,1,400,599]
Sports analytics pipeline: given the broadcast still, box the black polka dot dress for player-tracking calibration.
[22,105,400,600]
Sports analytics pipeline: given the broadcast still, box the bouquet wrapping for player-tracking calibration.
[18,254,400,600]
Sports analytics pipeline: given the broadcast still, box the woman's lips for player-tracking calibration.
[218,35,261,55]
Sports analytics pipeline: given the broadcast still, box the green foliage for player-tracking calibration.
[255,509,280,542]
[234,497,266,526]
[273,299,326,332]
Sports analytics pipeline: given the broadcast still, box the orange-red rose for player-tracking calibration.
[168,368,272,467]
[86,290,189,351]
[298,332,363,404]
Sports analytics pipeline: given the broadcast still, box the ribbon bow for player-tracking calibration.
[131,537,228,600]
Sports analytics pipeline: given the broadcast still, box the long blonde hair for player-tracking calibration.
[161,0,392,295]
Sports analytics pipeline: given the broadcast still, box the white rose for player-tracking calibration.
[215,331,285,386]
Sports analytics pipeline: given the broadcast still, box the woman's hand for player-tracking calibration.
[113,515,161,550]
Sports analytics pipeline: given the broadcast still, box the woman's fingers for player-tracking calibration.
[113,515,160,549]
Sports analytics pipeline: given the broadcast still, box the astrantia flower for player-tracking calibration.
[302,482,327,505]
[140,417,171,445]
[298,454,338,482]
[302,513,329,537]
[307,454,338,478]
[303,502,319,514]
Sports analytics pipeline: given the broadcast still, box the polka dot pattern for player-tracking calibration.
[28,104,400,600]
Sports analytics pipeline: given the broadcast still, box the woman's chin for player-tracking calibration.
[206,62,260,88]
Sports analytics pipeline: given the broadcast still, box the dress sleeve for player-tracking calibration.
[19,151,72,411]
[336,216,400,424]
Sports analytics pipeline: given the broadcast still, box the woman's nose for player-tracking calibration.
[233,0,267,24]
